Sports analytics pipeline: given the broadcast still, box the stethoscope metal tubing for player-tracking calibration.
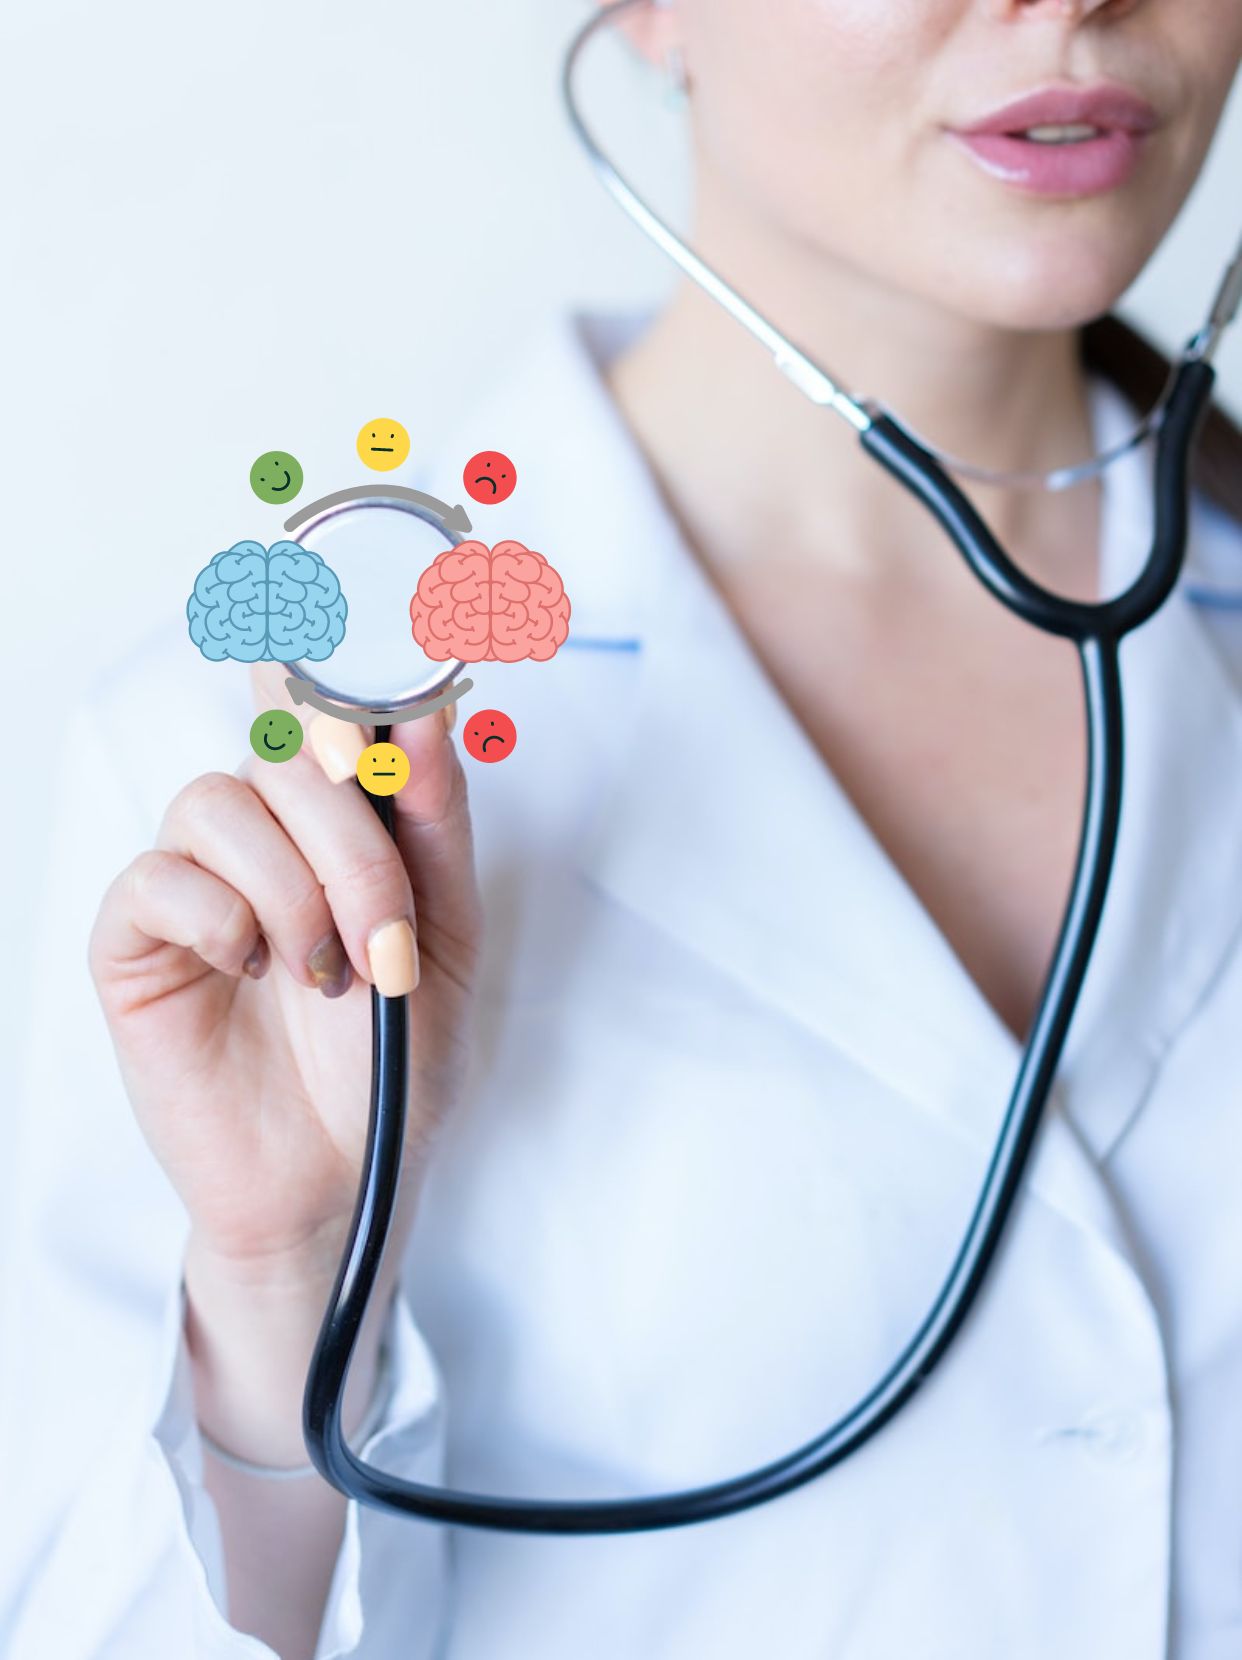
[562,0,1241,489]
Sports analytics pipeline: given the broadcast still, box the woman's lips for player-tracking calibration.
[953,128,1147,196]
[947,83,1158,198]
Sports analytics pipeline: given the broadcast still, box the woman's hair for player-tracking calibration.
[1082,314,1242,525]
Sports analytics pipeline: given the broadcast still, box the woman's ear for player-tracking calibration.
[600,0,683,74]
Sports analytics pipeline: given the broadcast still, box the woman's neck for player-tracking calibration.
[604,183,1105,604]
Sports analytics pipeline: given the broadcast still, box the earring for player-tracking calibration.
[663,40,689,108]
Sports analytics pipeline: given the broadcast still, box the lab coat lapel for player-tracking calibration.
[575,505,1021,1136]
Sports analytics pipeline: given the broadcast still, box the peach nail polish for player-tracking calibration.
[367,919,420,997]
[310,714,366,784]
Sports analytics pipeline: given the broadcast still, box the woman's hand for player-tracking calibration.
[90,663,482,1655]
[89,663,483,1458]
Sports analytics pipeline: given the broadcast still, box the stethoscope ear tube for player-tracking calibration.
[860,412,1097,638]
[1107,355,1216,634]
[859,354,1216,646]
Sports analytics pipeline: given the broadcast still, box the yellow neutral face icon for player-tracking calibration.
[356,741,411,796]
[357,418,411,471]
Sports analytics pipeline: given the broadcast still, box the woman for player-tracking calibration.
[6,1,1242,1657]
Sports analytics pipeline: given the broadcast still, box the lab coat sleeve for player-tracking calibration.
[151,1271,450,1660]
[0,683,452,1660]
[3,1266,450,1660]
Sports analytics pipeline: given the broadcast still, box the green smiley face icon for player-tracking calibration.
[250,450,304,504]
[250,709,304,764]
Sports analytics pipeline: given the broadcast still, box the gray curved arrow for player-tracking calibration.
[285,676,473,726]
[283,486,472,536]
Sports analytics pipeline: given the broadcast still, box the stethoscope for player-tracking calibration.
[288,0,1242,1534]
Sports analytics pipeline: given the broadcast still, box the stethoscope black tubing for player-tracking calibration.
[859,357,1213,640]
[303,358,1216,1533]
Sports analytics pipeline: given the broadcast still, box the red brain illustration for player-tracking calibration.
[410,539,571,664]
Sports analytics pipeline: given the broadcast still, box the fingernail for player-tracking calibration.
[367,919,420,998]
[310,714,367,784]
[242,936,270,980]
[441,700,458,737]
[307,931,353,999]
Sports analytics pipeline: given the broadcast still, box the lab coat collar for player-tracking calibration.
[437,309,1242,1245]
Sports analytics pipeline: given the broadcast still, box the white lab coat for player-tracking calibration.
[4,310,1242,1660]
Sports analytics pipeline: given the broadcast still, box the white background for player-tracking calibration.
[1,0,1239,1092]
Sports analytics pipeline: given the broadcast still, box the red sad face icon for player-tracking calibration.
[463,450,517,505]
[462,708,517,764]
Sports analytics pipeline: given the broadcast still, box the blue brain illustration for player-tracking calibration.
[187,540,348,663]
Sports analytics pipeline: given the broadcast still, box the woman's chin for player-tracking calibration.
[934,235,1156,335]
